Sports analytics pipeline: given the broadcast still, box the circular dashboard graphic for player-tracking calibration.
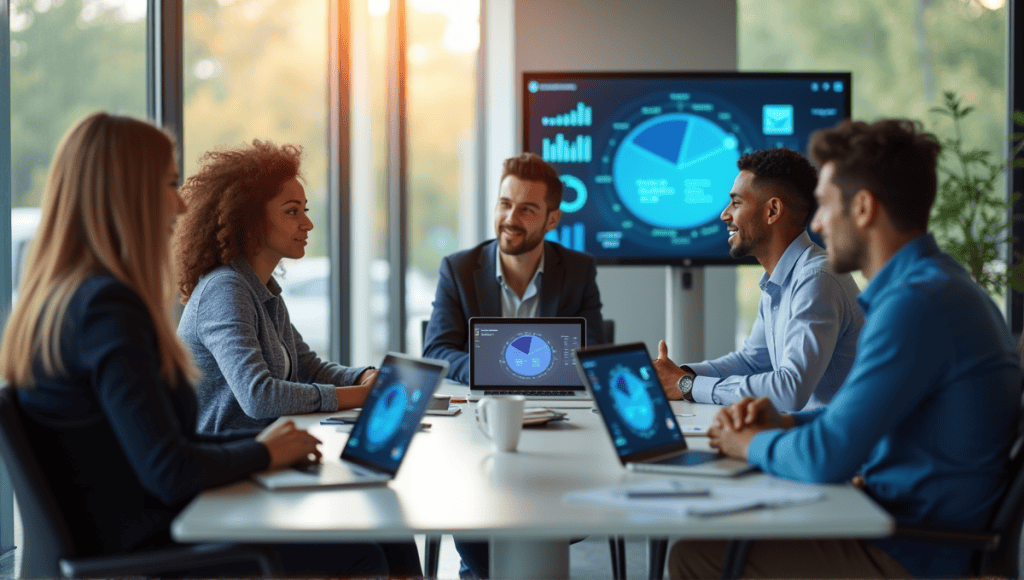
[365,383,408,451]
[612,113,739,230]
[609,365,657,437]
[502,334,554,379]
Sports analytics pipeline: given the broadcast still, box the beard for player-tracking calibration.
[728,236,754,259]
[826,228,866,275]
[497,225,546,256]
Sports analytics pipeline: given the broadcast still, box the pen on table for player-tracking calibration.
[675,413,696,417]
[626,490,711,499]
[692,502,768,518]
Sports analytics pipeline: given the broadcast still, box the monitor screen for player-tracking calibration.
[523,71,851,265]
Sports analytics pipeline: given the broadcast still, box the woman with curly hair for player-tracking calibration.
[175,140,378,434]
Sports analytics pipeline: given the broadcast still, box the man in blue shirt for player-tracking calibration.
[655,148,863,412]
[670,119,1023,579]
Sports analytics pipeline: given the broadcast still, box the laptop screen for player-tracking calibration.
[341,354,445,475]
[469,317,585,389]
[574,343,685,458]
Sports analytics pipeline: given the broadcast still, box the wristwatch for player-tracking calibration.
[676,373,694,400]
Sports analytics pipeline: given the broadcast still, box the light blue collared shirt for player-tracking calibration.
[687,231,864,411]
[496,242,545,318]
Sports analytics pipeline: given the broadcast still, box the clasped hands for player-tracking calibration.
[707,396,795,460]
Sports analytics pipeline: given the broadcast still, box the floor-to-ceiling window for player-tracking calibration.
[183,0,332,356]
[351,0,479,365]
[735,0,1009,345]
[9,0,147,300]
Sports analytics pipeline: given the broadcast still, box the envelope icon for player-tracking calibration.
[763,105,794,135]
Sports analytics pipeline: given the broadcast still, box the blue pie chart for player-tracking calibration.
[610,370,655,434]
[504,335,552,377]
[612,113,739,229]
[366,384,407,450]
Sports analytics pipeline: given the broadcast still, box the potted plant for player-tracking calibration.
[928,91,1024,298]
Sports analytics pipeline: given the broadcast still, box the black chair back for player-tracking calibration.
[981,398,1024,576]
[0,385,76,577]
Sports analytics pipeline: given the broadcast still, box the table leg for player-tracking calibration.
[490,538,570,579]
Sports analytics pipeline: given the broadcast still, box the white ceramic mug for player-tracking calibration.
[476,395,526,452]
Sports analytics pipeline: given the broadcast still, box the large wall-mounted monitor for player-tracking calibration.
[523,71,851,265]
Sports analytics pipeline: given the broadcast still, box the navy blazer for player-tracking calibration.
[16,276,268,557]
[423,240,605,383]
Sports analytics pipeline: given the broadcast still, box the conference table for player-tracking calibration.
[172,381,894,579]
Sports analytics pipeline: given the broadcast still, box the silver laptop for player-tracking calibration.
[573,342,754,477]
[468,317,591,401]
[252,353,448,490]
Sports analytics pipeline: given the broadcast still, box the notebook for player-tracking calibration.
[251,353,449,490]
[468,317,591,401]
[573,342,754,477]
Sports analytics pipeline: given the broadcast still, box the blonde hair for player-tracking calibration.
[0,112,196,386]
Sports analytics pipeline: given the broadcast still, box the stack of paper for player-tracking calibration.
[565,478,825,517]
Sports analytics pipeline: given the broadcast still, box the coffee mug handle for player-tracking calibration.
[476,398,492,440]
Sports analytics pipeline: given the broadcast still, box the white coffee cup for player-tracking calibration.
[476,395,526,452]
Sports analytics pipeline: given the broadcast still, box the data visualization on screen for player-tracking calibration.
[472,321,583,387]
[524,72,851,264]
[579,347,682,456]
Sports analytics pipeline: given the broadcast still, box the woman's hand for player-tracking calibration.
[357,368,379,386]
[256,419,322,470]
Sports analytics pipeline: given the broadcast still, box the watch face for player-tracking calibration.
[679,375,693,394]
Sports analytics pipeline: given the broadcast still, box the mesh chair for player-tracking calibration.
[0,385,278,578]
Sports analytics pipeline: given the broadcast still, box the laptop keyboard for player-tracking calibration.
[483,390,576,396]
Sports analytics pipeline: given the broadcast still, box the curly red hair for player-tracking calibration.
[175,140,303,302]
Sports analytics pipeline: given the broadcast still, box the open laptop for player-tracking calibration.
[468,317,591,401]
[573,342,754,477]
[252,353,449,490]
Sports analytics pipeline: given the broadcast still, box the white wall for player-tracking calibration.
[484,0,739,359]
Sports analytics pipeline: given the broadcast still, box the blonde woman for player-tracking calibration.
[0,113,385,575]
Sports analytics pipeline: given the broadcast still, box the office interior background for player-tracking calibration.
[0,0,1019,561]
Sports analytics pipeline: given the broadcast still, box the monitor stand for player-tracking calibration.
[665,265,704,363]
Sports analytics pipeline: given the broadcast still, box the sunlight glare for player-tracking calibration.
[442,17,479,53]
[368,0,390,17]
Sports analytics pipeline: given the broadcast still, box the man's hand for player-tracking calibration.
[717,396,790,431]
[653,340,689,400]
[707,397,793,460]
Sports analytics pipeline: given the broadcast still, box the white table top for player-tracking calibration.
[172,382,893,543]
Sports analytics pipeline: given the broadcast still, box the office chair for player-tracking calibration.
[0,385,278,578]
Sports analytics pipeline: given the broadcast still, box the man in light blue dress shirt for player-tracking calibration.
[655,148,863,412]
[671,119,1022,578]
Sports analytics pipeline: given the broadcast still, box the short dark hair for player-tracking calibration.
[500,152,563,212]
[808,119,941,233]
[736,148,819,227]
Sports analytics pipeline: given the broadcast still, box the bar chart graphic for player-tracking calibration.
[546,223,586,252]
[542,102,593,127]
[542,134,593,163]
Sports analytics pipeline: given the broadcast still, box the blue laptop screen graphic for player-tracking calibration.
[581,348,682,456]
[473,322,583,386]
[343,360,434,472]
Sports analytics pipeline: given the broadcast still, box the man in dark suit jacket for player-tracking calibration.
[423,151,605,579]
[423,152,605,385]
